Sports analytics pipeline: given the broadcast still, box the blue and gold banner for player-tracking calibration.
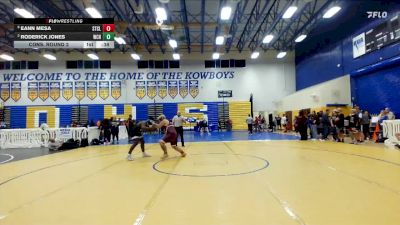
[158,81,167,99]
[39,82,49,101]
[62,82,73,101]
[28,82,38,101]
[86,81,97,100]
[179,80,189,98]
[99,81,109,100]
[111,81,121,100]
[11,82,21,102]
[49,82,60,101]
[147,81,157,99]
[75,81,85,101]
[136,81,146,99]
[189,80,199,98]
[0,83,10,102]
[168,81,178,99]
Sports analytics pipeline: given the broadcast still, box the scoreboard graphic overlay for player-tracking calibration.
[14,18,114,49]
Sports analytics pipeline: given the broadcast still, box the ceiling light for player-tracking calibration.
[212,53,220,59]
[43,54,56,60]
[0,54,14,61]
[216,36,224,45]
[323,6,341,18]
[251,52,259,59]
[169,39,178,48]
[282,6,297,19]
[173,53,180,60]
[114,37,126,44]
[262,35,274,43]
[131,53,140,60]
[277,52,287,59]
[155,7,167,21]
[14,8,34,18]
[87,53,99,60]
[295,34,307,42]
[85,7,102,18]
[220,6,232,20]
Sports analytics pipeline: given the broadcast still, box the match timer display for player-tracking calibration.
[13,18,115,49]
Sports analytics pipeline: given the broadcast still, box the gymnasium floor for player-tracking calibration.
[1,133,400,225]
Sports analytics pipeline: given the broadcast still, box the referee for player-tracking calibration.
[172,111,186,147]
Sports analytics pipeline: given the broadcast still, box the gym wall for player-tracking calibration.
[0,53,295,129]
[295,13,400,115]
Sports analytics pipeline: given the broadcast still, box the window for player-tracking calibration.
[204,59,245,68]
[0,61,38,70]
[169,60,180,68]
[66,61,78,69]
[100,60,111,69]
[138,60,148,69]
[84,60,93,69]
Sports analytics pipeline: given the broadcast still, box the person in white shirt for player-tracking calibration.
[281,114,287,132]
[246,114,253,134]
[172,111,186,147]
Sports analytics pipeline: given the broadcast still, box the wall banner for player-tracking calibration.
[147,81,157,99]
[11,82,21,102]
[189,80,199,98]
[157,81,167,99]
[179,80,188,98]
[168,80,178,99]
[49,82,60,101]
[75,81,85,101]
[62,82,73,101]
[28,82,38,101]
[0,83,10,102]
[136,81,146,99]
[86,81,97,100]
[111,81,121,100]
[39,82,50,101]
[99,81,109,100]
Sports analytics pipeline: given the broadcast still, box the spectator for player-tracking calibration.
[361,110,371,140]
[296,110,308,140]
[281,114,287,132]
[385,107,396,120]
[101,118,111,145]
[246,114,253,134]
[275,115,281,130]
[335,108,345,142]
[321,109,331,140]
[111,117,119,144]
[309,111,318,139]
[226,118,233,131]
[348,109,363,144]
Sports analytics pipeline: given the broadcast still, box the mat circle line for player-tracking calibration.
[152,153,270,177]
[0,154,14,164]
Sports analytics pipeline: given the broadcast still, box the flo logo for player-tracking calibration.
[367,11,387,19]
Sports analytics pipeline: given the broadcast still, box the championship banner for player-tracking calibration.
[157,81,167,99]
[179,80,189,98]
[39,82,49,101]
[11,82,21,102]
[49,82,60,101]
[168,80,178,99]
[99,81,109,100]
[28,82,38,101]
[136,81,146,99]
[62,82,73,101]
[111,81,121,100]
[86,81,97,100]
[0,83,10,102]
[75,81,85,101]
[189,80,199,98]
[147,81,157,99]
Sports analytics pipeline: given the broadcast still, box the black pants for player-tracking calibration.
[299,127,308,140]
[104,129,111,142]
[112,127,119,142]
[175,126,184,146]
[248,124,253,133]
[362,124,370,138]
[128,138,145,154]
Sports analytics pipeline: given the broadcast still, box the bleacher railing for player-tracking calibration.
[382,120,400,148]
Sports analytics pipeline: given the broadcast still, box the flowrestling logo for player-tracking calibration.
[352,33,366,58]
[366,11,387,19]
